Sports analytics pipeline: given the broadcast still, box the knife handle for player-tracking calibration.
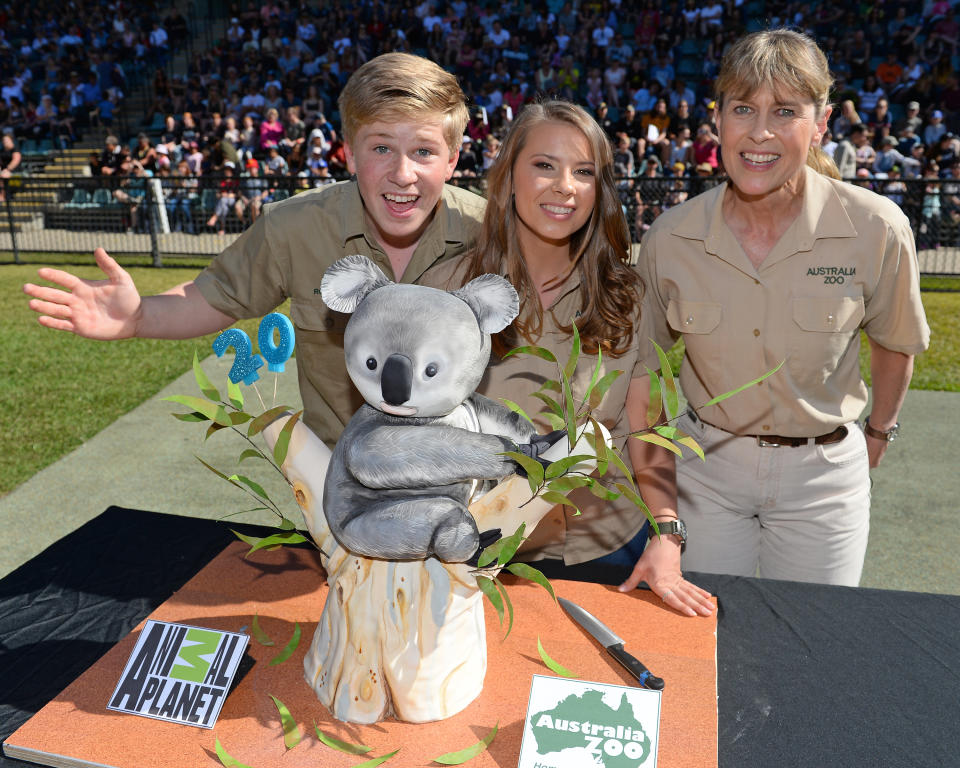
[607,643,665,690]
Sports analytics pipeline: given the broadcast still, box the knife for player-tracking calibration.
[558,597,665,690]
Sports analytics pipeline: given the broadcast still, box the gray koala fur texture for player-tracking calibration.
[320,254,560,563]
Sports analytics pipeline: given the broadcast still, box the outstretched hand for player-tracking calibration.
[23,248,142,339]
[618,533,714,617]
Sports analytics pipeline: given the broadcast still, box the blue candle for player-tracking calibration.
[258,312,296,373]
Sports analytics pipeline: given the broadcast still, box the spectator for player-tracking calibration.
[688,122,720,171]
[165,160,198,234]
[206,162,239,234]
[895,101,924,136]
[97,135,126,176]
[235,158,270,223]
[873,135,921,174]
[259,107,285,151]
[0,133,21,201]
[924,110,948,147]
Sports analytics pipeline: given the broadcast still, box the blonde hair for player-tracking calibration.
[337,53,469,155]
[463,100,641,358]
[715,29,835,176]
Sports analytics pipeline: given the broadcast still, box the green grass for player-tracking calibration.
[1,262,958,497]
[1,263,261,496]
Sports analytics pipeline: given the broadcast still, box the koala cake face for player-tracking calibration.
[344,285,490,418]
[321,254,520,419]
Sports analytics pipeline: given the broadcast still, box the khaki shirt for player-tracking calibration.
[423,256,661,564]
[639,165,930,436]
[195,181,486,445]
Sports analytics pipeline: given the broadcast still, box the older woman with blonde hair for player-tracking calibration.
[425,100,714,617]
[637,29,929,586]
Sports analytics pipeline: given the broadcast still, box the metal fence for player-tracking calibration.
[1,174,958,275]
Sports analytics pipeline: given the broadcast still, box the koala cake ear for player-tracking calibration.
[321,254,393,313]
[452,274,520,334]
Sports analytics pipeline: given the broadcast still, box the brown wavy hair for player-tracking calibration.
[463,100,642,357]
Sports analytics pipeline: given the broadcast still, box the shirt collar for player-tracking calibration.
[670,165,859,258]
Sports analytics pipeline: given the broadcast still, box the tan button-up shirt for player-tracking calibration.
[195,180,486,445]
[639,165,930,436]
[423,256,661,564]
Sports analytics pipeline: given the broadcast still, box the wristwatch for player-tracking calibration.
[863,416,900,443]
[654,519,687,552]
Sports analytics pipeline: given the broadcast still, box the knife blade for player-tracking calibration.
[558,597,665,690]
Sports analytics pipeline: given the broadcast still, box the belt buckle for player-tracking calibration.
[756,437,782,448]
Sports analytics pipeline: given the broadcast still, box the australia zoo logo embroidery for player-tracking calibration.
[807,266,856,284]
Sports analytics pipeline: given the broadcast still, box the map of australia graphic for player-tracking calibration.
[530,689,651,767]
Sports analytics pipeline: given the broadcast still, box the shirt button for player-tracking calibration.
[753,328,760,336]
[762,425,770,431]
[685,315,694,325]
[827,313,835,324]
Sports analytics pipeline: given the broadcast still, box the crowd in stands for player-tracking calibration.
[0,0,958,236]
[0,0,189,149]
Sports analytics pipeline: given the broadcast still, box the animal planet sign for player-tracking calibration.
[108,620,248,728]
[517,675,662,768]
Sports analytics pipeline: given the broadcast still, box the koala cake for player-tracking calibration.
[320,254,560,564]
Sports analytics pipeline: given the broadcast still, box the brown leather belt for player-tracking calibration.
[748,425,848,447]
[689,411,849,447]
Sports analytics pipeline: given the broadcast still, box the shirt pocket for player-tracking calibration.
[666,299,723,382]
[290,299,349,334]
[788,296,865,388]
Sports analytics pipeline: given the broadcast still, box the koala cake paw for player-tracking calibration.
[515,429,569,474]
[465,528,503,568]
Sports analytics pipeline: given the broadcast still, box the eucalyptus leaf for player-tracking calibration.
[501,451,544,492]
[506,562,557,603]
[227,377,244,410]
[351,749,399,767]
[248,405,294,437]
[537,636,575,678]
[251,613,274,646]
[652,340,679,419]
[205,422,228,440]
[248,531,309,556]
[539,490,581,516]
[699,360,785,408]
[653,425,680,440]
[580,344,603,410]
[229,411,253,425]
[238,448,265,463]
[615,483,653,523]
[502,345,557,363]
[531,391,564,418]
[587,369,624,410]
[562,373,576,447]
[273,410,303,467]
[229,473,270,501]
[432,722,499,765]
[172,411,209,423]
[270,623,302,666]
[193,349,220,402]
[632,432,683,456]
[476,575,504,625]
[545,475,593,493]
[544,412,567,431]
[586,480,619,501]
[269,694,301,749]
[163,395,231,427]
[563,321,581,381]
[495,523,527,567]
[605,447,637,490]
[544,454,596,480]
[589,417,609,476]
[494,577,515,638]
[198,457,244,489]
[675,432,705,460]
[539,379,562,392]
[644,366,663,427]
[231,529,268,548]
[500,398,534,424]
[314,723,371,755]
[214,737,253,768]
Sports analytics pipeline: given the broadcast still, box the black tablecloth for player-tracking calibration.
[2,507,959,768]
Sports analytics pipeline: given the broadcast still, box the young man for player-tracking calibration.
[23,53,485,446]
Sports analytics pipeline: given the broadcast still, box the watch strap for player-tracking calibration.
[654,519,686,552]
[864,416,899,442]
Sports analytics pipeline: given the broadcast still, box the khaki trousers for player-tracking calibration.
[677,411,871,586]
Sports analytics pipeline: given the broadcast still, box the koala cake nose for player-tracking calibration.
[381,354,413,405]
